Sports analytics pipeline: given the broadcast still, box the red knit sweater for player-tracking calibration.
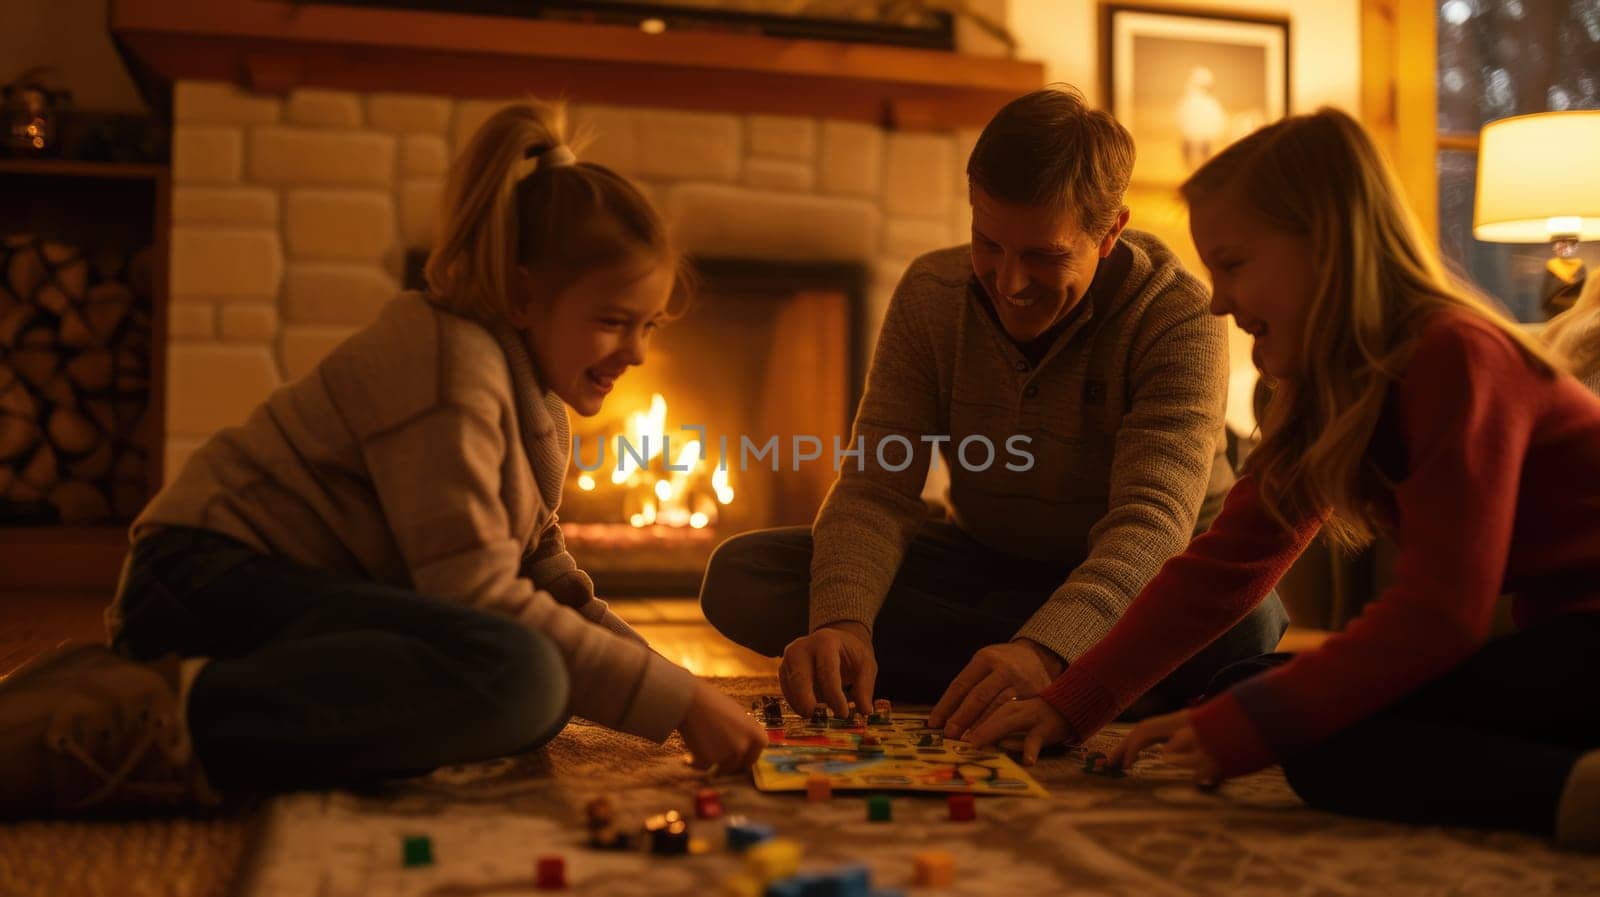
[1039,311,1600,778]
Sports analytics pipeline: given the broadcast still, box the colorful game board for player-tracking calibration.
[751,709,1049,798]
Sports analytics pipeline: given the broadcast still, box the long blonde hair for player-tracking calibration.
[1545,273,1600,383]
[424,98,690,324]
[1182,108,1559,549]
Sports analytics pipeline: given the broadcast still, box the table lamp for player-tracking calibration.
[1473,110,1600,317]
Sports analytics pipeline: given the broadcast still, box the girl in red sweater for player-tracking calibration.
[967,108,1600,849]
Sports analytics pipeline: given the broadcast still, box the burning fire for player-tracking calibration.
[573,393,733,529]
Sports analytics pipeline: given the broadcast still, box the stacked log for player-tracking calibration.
[0,235,152,525]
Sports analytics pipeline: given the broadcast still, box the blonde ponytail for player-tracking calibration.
[423,98,689,325]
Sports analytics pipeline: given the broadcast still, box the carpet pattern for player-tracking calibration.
[236,677,1600,897]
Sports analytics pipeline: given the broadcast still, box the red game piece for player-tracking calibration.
[535,855,567,889]
[695,787,724,819]
[947,793,976,822]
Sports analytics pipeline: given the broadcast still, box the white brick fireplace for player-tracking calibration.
[164,81,980,480]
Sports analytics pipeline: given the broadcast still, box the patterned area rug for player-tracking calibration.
[238,677,1600,897]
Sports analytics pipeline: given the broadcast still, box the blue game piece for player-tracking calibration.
[764,874,817,897]
[813,863,871,897]
[725,816,776,851]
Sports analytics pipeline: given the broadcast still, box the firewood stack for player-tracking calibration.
[0,235,153,525]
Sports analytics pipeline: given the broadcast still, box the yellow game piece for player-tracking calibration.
[745,838,802,883]
[913,850,955,887]
[720,873,763,897]
[806,773,832,802]
[689,837,711,855]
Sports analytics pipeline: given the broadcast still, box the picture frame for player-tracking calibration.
[1102,4,1291,186]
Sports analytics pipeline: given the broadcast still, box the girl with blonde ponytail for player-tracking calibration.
[969,108,1600,850]
[0,99,763,819]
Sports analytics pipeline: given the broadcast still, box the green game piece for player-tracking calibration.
[402,834,433,867]
[867,713,890,726]
[866,794,892,822]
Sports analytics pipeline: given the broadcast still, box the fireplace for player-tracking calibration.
[406,253,867,594]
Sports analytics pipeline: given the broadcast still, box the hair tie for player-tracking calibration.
[525,143,577,168]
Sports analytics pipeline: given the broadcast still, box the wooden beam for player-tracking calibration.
[1362,0,1439,239]
[111,0,1044,130]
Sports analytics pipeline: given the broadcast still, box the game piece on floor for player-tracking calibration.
[720,874,763,897]
[1082,751,1127,778]
[695,787,724,819]
[806,772,833,802]
[947,793,976,822]
[761,697,784,726]
[689,837,711,855]
[744,838,801,883]
[724,816,776,851]
[534,855,567,890]
[401,834,433,867]
[810,705,830,726]
[823,863,872,897]
[917,732,943,748]
[645,810,690,855]
[912,851,954,887]
[866,794,892,822]
[873,699,892,716]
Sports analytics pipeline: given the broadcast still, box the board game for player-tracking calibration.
[749,703,1049,799]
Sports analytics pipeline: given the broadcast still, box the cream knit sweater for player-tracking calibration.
[129,292,695,742]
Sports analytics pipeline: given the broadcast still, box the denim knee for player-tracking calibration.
[461,616,570,753]
[1240,592,1291,653]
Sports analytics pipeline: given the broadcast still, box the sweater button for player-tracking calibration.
[1023,384,1039,399]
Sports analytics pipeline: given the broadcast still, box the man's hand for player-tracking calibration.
[778,621,877,720]
[1107,709,1223,788]
[928,639,1064,739]
[964,697,1075,766]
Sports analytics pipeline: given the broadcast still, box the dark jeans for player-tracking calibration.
[110,527,569,792]
[1216,614,1600,837]
[698,521,1289,712]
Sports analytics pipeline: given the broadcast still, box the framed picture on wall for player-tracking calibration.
[1102,4,1291,186]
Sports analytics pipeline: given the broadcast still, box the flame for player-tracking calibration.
[575,392,731,529]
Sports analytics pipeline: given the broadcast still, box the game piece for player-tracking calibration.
[912,851,954,887]
[806,773,832,802]
[401,834,433,867]
[695,787,724,819]
[1082,751,1127,778]
[947,793,977,821]
[866,794,892,822]
[810,706,830,726]
[867,713,890,726]
[689,837,711,855]
[916,732,943,748]
[534,855,567,890]
[820,863,872,897]
[720,874,763,897]
[873,699,892,716]
[645,810,689,855]
[744,838,801,883]
[761,697,784,726]
[725,816,776,851]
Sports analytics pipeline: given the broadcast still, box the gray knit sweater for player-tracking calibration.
[128,292,695,742]
[810,231,1235,664]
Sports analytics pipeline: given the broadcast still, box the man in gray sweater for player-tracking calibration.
[700,87,1287,739]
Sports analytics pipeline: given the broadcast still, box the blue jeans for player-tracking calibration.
[110,527,569,792]
[699,521,1289,713]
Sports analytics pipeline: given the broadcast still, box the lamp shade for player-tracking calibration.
[1473,110,1600,243]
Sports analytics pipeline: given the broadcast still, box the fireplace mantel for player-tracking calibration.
[111,0,1045,130]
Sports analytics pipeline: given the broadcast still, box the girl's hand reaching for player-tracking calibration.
[1107,709,1223,788]
[677,680,767,774]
